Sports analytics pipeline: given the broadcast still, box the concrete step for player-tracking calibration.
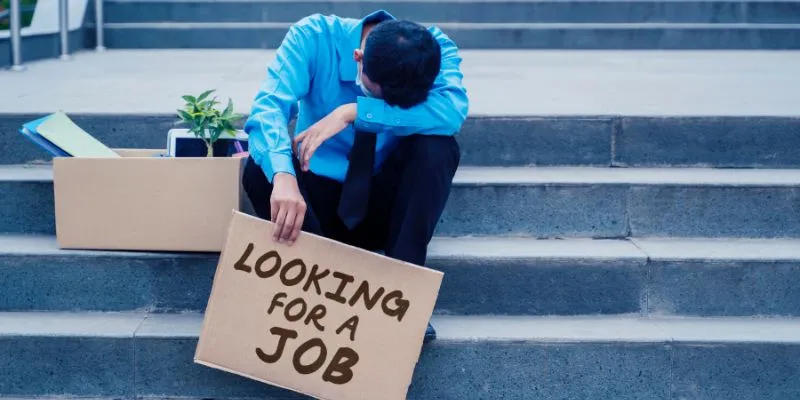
[2,165,799,238]
[1,312,799,399]
[101,0,800,24]
[3,114,800,168]
[1,235,799,317]
[101,22,800,49]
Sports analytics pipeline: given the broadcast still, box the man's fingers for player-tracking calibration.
[299,133,313,168]
[279,208,297,243]
[288,204,306,245]
[292,132,306,155]
[302,139,320,171]
[273,206,288,241]
[270,198,278,223]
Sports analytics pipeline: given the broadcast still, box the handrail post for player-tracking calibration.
[59,0,70,60]
[94,0,105,51]
[9,0,25,70]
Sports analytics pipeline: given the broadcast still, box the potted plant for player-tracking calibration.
[176,89,244,157]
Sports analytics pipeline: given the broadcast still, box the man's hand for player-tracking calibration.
[270,173,306,245]
[293,103,357,171]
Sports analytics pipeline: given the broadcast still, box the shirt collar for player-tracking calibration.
[338,9,396,81]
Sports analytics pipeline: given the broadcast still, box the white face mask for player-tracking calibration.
[356,68,376,98]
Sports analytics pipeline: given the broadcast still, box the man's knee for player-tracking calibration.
[402,135,461,172]
[242,157,273,218]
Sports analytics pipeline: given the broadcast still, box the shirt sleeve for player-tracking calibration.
[353,27,469,136]
[243,16,320,182]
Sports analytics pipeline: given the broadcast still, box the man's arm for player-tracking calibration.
[353,27,469,135]
[244,15,324,245]
[244,15,321,182]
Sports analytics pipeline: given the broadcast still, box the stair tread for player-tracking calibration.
[0,234,645,259]
[104,21,800,28]
[102,0,800,4]
[0,312,147,337]
[455,166,800,185]
[631,237,800,261]
[3,234,800,261]
[3,164,800,186]
[2,312,800,343]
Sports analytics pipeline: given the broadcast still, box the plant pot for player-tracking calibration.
[172,128,248,158]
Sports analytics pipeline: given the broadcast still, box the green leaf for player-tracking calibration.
[177,109,193,122]
[181,95,197,104]
[197,89,215,102]
[222,98,234,118]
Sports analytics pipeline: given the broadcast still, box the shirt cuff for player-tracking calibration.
[354,97,386,131]
[265,152,295,183]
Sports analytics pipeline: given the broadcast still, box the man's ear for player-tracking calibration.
[353,49,363,62]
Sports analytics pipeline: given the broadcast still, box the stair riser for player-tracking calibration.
[100,1,800,24]
[3,114,800,168]
[3,253,797,316]
[442,185,800,237]
[2,115,615,167]
[2,182,799,237]
[1,335,798,399]
[102,25,800,50]
[647,260,800,316]
[0,253,646,315]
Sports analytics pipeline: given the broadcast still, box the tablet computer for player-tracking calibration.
[167,129,249,157]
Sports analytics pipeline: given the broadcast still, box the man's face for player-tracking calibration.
[353,48,383,98]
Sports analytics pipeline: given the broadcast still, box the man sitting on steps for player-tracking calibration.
[241,9,469,341]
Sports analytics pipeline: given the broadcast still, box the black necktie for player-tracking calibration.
[337,130,376,230]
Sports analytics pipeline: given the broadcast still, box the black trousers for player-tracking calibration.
[242,135,460,267]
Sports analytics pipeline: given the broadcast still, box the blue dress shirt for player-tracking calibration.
[243,10,469,183]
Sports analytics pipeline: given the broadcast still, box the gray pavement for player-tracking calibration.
[2,49,800,116]
[5,163,800,185]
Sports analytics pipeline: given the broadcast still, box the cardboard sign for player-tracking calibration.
[195,211,444,400]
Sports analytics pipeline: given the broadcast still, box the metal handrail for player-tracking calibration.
[95,0,104,50]
[5,0,26,70]
[59,0,69,60]
[4,0,105,70]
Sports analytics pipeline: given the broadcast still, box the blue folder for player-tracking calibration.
[19,114,70,157]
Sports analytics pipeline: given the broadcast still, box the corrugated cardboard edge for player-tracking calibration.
[193,210,444,400]
[52,157,67,249]
[193,359,333,400]
[113,148,164,157]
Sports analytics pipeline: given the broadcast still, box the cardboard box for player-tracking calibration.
[195,211,443,400]
[53,149,245,252]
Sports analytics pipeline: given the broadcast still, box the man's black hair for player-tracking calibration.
[362,20,441,109]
